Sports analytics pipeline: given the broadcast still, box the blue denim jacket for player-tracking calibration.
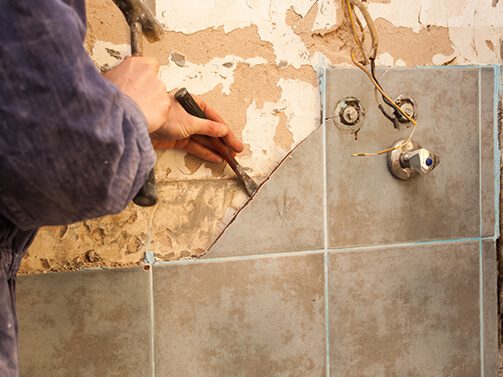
[0,1,155,374]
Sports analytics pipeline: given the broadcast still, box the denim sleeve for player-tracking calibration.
[0,0,156,230]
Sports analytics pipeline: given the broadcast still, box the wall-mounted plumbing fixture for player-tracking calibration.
[387,139,440,180]
[333,97,365,134]
[394,96,416,125]
[378,95,416,129]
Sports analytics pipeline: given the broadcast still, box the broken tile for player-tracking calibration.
[153,253,326,377]
[17,268,151,377]
[208,127,324,258]
[329,242,480,376]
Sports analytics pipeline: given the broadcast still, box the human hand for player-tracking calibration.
[103,56,169,134]
[103,57,243,162]
[151,94,244,163]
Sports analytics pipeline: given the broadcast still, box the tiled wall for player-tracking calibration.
[17,66,501,376]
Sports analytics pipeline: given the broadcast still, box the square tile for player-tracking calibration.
[153,253,326,377]
[208,127,324,257]
[17,268,152,377]
[326,67,490,247]
[329,242,480,377]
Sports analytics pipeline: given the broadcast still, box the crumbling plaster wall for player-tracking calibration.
[20,0,502,274]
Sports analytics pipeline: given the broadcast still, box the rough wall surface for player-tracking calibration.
[20,0,502,274]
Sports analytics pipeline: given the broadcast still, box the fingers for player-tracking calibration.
[192,135,238,158]
[221,131,244,153]
[193,96,226,124]
[192,135,217,151]
[188,116,229,139]
[183,140,223,163]
[151,137,223,163]
[153,90,245,156]
[192,96,244,153]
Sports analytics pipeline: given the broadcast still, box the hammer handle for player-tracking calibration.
[131,21,158,207]
[131,22,143,56]
[174,88,240,173]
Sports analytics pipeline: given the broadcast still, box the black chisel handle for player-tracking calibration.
[175,88,207,119]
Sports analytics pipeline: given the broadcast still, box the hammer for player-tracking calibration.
[113,0,164,207]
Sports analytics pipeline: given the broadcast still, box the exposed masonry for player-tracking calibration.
[21,0,502,274]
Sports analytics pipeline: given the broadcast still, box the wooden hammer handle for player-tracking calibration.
[131,22,143,56]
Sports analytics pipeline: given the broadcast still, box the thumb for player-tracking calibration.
[188,116,229,138]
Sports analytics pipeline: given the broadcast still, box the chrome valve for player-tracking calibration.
[387,139,440,180]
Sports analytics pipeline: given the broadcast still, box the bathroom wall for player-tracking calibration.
[19,0,502,273]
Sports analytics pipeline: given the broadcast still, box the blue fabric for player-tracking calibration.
[0,1,156,375]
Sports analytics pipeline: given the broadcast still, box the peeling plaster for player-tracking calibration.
[156,0,322,68]
[159,55,267,95]
[277,78,320,145]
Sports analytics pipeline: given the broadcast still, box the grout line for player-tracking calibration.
[148,265,156,377]
[320,66,331,377]
[150,237,487,270]
[480,239,485,377]
[480,67,483,241]
[416,64,498,70]
[478,68,485,377]
[153,249,325,267]
[321,66,329,257]
[327,237,483,254]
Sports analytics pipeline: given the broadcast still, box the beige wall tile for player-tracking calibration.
[17,268,152,377]
[329,242,481,377]
[326,68,485,247]
[153,253,326,377]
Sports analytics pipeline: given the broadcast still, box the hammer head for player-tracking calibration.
[113,0,164,42]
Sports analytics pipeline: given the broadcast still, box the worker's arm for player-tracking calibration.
[0,0,159,230]
[0,0,229,231]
